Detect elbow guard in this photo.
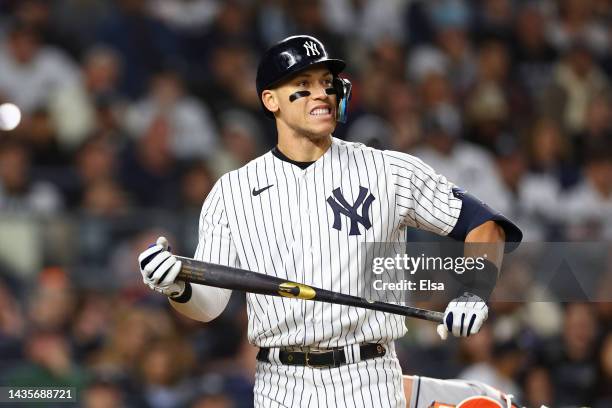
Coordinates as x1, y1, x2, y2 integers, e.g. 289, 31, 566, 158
448, 187, 523, 252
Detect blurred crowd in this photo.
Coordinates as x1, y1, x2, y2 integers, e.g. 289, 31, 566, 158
0, 0, 611, 407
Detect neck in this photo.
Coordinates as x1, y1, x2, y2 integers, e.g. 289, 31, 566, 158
276, 122, 332, 162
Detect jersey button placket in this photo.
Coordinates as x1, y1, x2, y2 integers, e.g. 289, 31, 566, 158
299, 173, 313, 275
302, 173, 316, 272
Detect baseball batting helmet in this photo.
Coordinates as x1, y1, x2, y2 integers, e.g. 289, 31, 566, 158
256, 35, 352, 123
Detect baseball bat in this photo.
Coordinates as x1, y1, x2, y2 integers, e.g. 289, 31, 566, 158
175, 256, 444, 324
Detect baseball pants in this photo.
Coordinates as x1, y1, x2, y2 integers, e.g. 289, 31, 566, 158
254, 343, 406, 407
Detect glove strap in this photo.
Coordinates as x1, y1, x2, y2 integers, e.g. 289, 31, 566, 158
170, 282, 192, 303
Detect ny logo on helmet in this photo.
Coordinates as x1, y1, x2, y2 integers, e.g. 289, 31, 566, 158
327, 186, 375, 236
303, 41, 320, 57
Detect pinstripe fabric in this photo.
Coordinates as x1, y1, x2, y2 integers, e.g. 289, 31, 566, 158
254, 344, 406, 407
192, 137, 462, 407
194, 178, 240, 269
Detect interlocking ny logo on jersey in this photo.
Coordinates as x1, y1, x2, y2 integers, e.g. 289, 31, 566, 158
303, 41, 320, 56
327, 186, 375, 236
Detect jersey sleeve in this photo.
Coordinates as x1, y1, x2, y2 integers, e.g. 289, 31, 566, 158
385, 150, 462, 236
194, 177, 240, 268
170, 177, 237, 322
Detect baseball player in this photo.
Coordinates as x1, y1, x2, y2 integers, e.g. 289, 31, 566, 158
138, 35, 522, 408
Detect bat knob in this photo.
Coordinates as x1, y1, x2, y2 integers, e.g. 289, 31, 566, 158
436, 324, 449, 340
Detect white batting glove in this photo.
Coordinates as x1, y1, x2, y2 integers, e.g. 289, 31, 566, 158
437, 292, 488, 340
138, 236, 185, 298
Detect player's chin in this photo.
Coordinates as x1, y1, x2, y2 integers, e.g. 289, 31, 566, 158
306, 116, 336, 135
307, 126, 335, 141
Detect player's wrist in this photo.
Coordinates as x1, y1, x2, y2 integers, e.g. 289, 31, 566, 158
454, 259, 498, 300
169, 281, 192, 303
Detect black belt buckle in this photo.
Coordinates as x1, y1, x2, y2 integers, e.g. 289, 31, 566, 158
305, 350, 332, 369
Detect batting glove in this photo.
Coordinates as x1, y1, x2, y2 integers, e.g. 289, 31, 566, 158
437, 292, 488, 340
138, 236, 185, 298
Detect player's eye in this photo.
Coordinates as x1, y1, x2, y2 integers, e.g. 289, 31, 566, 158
297, 80, 308, 87
323, 78, 333, 87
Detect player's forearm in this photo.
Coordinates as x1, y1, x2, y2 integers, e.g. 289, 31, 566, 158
459, 220, 506, 299
464, 220, 506, 269
169, 283, 232, 322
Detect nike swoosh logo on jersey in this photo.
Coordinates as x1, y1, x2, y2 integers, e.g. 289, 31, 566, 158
252, 184, 274, 196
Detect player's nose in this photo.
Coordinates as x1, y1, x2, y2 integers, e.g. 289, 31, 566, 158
310, 83, 329, 100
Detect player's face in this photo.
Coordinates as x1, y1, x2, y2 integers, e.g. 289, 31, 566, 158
273, 67, 337, 140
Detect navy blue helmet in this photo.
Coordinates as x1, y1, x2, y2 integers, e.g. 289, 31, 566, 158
256, 35, 352, 122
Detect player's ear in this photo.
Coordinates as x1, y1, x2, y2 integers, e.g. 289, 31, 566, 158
261, 90, 280, 114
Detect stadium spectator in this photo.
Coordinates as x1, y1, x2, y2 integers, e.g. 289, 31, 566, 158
125, 69, 219, 160
0, 276, 25, 373
464, 39, 527, 149
511, 3, 558, 101
94, 0, 180, 98
68, 136, 121, 207
22, 107, 69, 171
458, 326, 523, 399
547, 0, 610, 57
407, 0, 475, 95
180, 161, 215, 211
542, 41, 610, 134
148, 0, 220, 33
70, 292, 113, 362
0, 138, 63, 214
138, 337, 195, 408
561, 141, 612, 240
0, 21, 79, 114
197, 41, 262, 128
12, 0, 82, 59
3, 329, 89, 390
89, 306, 172, 384
383, 79, 422, 151
543, 303, 600, 406
320, 0, 406, 45
208, 109, 264, 178
49, 45, 125, 150
82, 378, 127, 408
472, 0, 515, 43
594, 332, 612, 407
411, 103, 508, 212
525, 118, 573, 184
81, 179, 129, 217
522, 366, 555, 408
118, 116, 181, 209
27, 267, 75, 332
494, 134, 560, 240
572, 92, 612, 164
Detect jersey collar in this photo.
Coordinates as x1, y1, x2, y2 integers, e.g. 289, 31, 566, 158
271, 146, 315, 169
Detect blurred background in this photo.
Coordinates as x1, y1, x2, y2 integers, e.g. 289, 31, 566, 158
0, 0, 610, 407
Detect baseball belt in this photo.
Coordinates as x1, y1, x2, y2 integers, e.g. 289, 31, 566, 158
256, 343, 386, 368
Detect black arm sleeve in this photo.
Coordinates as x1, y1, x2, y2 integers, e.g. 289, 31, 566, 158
453, 259, 499, 300
447, 187, 523, 252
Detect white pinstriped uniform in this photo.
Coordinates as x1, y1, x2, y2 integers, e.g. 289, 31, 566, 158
194, 137, 462, 407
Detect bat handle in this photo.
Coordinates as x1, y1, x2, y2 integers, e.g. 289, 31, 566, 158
403, 307, 444, 323
426, 311, 444, 323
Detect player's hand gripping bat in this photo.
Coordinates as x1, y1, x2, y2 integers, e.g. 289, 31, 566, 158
175, 256, 444, 323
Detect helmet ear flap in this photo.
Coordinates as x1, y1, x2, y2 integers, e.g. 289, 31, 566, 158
333, 77, 352, 123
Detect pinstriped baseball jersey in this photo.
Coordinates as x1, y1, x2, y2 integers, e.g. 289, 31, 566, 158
194, 137, 462, 348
